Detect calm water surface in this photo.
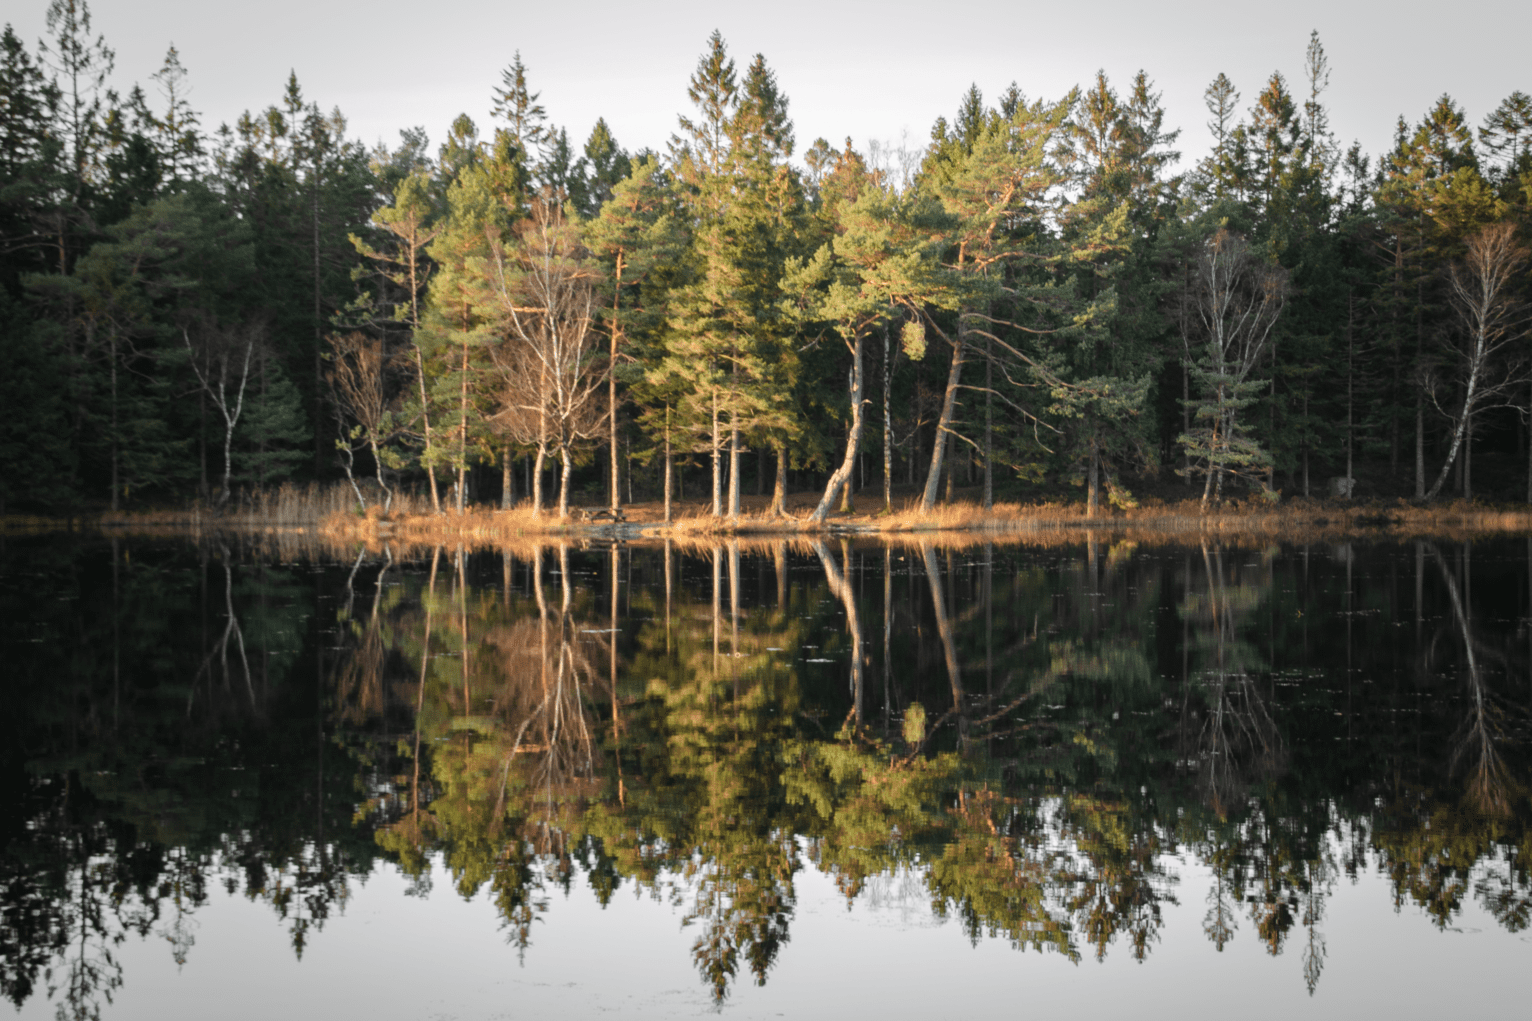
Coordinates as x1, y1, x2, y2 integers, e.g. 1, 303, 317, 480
2, 533, 1529, 1019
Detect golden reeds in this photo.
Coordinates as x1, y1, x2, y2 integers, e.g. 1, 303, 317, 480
313, 492, 1532, 551
17, 482, 1532, 553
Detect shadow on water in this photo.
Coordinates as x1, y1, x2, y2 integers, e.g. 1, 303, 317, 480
2, 532, 1530, 1014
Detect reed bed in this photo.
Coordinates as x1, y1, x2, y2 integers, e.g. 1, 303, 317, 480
25, 481, 1531, 553
84, 482, 415, 533
317, 492, 1532, 544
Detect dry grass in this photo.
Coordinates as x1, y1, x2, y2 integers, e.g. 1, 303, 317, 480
317, 490, 1532, 545
311, 490, 1532, 557
18, 478, 1531, 554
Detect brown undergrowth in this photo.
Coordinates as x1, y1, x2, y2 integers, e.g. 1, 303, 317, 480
16, 482, 1532, 551
312, 493, 1532, 557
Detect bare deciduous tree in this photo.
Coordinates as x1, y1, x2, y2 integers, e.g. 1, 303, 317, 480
326, 331, 396, 511
1180, 228, 1287, 507
1421, 222, 1529, 501
184, 323, 258, 508
487, 198, 608, 518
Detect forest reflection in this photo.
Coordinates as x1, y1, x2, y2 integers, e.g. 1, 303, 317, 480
3, 535, 1530, 1016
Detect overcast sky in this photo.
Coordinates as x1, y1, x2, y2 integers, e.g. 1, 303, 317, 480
8, 0, 1528, 173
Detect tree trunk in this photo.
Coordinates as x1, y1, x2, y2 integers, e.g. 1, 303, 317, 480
609, 327, 621, 513
983, 328, 993, 510
811, 337, 864, 523
531, 443, 546, 515
710, 391, 721, 517
883, 324, 893, 511
1424, 353, 1484, 502
1464, 413, 1473, 500
943, 431, 955, 504
500, 444, 512, 511
770, 445, 788, 517
312, 171, 324, 477
919, 324, 964, 511
558, 445, 572, 518
1086, 437, 1100, 518
1345, 302, 1353, 501
1266, 362, 1275, 493
109, 327, 119, 512
1414, 276, 1426, 499
373, 437, 394, 512
412, 343, 442, 514
663, 407, 674, 524
199, 386, 208, 499
728, 415, 741, 519
1415, 394, 1425, 499
456, 336, 468, 514
1182, 357, 1191, 486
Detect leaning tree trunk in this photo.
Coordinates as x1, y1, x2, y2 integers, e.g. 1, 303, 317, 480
372, 437, 393, 512
811, 336, 864, 523
1424, 342, 1485, 502
919, 325, 964, 512
412, 344, 442, 514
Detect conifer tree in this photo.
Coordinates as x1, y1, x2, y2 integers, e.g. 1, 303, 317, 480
148, 45, 202, 185
351, 167, 446, 510
783, 181, 956, 521
583, 155, 684, 512
422, 123, 516, 512
38, 0, 115, 272
917, 88, 1074, 511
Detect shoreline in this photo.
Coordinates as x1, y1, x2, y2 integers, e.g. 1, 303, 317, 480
15, 496, 1531, 548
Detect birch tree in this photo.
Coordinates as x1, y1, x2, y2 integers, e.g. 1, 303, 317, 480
1179, 228, 1287, 507
1422, 222, 1528, 501
488, 197, 607, 517
184, 323, 257, 507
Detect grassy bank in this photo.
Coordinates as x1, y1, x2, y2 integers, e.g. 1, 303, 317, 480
314, 492, 1532, 548
12, 480, 1532, 550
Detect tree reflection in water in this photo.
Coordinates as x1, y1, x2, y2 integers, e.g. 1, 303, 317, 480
1, 535, 1529, 1013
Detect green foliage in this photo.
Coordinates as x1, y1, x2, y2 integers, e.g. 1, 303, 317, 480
236, 357, 311, 487
5, 22, 1532, 513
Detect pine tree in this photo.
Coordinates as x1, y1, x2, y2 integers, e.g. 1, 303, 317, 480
491, 51, 547, 158
0, 26, 64, 290
583, 155, 684, 511
38, 0, 116, 273
350, 166, 446, 510
782, 180, 956, 521
148, 45, 202, 186
580, 118, 629, 214
422, 125, 516, 512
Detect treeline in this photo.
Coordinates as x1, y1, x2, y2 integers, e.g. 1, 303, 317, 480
3, 3, 1531, 517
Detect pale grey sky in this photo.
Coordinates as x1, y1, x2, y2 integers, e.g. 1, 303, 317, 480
8, 0, 1528, 173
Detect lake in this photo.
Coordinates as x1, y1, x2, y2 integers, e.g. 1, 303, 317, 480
2, 532, 1528, 1019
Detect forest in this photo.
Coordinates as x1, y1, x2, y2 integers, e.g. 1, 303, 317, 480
3, 0, 1531, 520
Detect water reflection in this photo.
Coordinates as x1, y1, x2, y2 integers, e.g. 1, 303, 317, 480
2, 535, 1529, 1015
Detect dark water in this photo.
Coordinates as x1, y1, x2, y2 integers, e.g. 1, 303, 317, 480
3, 533, 1529, 1019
